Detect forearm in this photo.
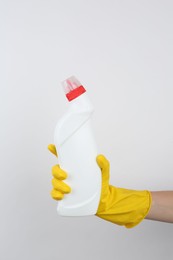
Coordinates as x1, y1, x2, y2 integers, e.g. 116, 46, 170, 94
145, 191, 173, 223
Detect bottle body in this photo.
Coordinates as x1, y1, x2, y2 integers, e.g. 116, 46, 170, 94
54, 91, 101, 216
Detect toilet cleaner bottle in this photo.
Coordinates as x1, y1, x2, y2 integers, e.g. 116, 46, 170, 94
54, 76, 101, 216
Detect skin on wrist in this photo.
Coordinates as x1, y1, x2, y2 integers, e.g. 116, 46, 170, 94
145, 191, 173, 223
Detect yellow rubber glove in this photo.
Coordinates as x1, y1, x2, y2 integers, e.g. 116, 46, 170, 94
48, 144, 71, 200
48, 144, 151, 228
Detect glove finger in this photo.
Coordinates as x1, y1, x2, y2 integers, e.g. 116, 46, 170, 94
48, 144, 58, 157
96, 154, 110, 184
50, 189, 64, 200
52, 178, 71, 194
52, 165, 67, 180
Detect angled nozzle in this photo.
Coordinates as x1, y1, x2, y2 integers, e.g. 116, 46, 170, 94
62, 76, 86, 101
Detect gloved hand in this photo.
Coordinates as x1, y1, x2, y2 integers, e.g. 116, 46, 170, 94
48, 144, 71, 200
48, 144, 151, 228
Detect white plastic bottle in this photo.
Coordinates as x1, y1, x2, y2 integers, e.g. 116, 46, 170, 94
54, 76, 101, 216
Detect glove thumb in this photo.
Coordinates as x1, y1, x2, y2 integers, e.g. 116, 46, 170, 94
96, 154, 110, 185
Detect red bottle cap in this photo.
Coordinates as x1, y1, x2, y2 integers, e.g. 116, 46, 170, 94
62, 76, 86, 101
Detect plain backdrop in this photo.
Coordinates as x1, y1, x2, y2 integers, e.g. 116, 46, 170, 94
1, 0, 173, 259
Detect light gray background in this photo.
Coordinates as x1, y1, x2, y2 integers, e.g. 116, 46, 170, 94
1, 0, 173, 259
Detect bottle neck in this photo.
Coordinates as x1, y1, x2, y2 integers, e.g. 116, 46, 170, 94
68, 92, 94, 115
